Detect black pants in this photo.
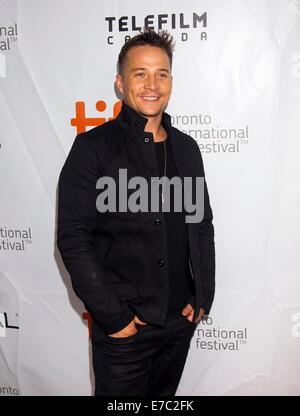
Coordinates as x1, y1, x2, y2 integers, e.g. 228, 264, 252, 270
91, 313, 197, 396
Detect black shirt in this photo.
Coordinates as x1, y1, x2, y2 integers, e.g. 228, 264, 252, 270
154, 136, 195, 317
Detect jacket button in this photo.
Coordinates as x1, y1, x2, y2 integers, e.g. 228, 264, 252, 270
157, 259, 165, 267
144, 137, 150, 143
134, 121, 140, 126
154, 219, 161, 226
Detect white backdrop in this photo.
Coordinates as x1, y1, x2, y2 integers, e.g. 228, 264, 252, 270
0, 0, 300, 396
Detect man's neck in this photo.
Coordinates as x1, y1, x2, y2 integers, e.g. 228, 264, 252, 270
144, 115, 167, 142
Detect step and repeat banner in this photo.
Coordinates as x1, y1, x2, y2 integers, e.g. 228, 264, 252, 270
0, 0, 300, 396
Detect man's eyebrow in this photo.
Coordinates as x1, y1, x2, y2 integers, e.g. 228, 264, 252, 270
130, 67, 170, 73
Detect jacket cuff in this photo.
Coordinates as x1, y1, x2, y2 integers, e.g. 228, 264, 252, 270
98, 306, 136, 335
190, 293, 214, 318
199, 293, 214, 315
187, 292, 196, 309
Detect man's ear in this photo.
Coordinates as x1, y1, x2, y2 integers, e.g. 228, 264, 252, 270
115, 74, 124, 95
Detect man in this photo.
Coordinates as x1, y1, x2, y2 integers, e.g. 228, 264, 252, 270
57, 28, 215, 396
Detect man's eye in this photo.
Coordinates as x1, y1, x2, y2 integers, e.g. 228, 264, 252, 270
135, 73, 144, 77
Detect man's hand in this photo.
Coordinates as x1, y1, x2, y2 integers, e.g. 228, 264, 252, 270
181, 304, 206, 324
108, 315, 148, 338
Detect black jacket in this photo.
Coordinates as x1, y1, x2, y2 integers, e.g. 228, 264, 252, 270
57, 101, 215, 335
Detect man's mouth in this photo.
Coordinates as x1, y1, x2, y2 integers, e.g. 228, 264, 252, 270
140, 96, 160, 101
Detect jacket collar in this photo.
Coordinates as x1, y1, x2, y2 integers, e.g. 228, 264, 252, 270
116, 100, 172, 134
116, 100, 187, 179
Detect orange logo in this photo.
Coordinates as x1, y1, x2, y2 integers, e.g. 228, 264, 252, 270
71, 100, 122, 134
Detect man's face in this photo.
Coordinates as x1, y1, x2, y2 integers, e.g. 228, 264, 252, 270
115, 45, 173, 119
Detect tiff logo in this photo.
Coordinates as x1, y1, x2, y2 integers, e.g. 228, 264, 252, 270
71, 100, 122, 134
0, 52, 6, 78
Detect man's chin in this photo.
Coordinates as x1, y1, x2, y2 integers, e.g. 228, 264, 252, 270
138, 108, 164, 118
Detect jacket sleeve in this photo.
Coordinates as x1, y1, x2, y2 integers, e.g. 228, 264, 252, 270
56, 133, 135, 335
192, 140, 216, 315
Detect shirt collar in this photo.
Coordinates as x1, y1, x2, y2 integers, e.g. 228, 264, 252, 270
116, 100, 172, 133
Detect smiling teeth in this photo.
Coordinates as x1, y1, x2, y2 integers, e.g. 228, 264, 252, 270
142, 96, 159, 100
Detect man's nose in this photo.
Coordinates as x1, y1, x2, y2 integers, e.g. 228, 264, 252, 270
145, 74, 159, 90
